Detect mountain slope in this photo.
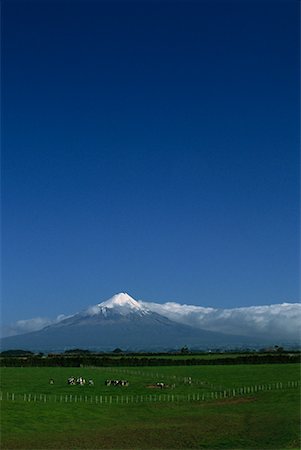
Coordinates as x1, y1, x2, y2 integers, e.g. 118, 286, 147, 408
0, 293, 258, 351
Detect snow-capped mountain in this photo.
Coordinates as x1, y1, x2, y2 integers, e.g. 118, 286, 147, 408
1, 293, 299, 351
0, 293, 259, 352
44, 293, 151, 329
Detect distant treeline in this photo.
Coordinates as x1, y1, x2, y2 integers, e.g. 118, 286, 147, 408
0, 353, 300, 367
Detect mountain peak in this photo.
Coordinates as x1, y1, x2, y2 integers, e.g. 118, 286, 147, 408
100, 292, 138, 308
87, 292, 150, 316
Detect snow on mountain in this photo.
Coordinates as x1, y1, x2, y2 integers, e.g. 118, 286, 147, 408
83, 293, 149, 317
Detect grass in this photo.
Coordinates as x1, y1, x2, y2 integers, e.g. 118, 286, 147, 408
1, 363, 299, 394
0, 364, 300, 449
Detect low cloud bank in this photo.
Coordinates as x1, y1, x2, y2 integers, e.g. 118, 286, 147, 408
1, 315, 71, 338
141, 301, 301, 341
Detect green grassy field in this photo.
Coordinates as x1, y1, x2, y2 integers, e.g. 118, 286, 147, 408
1, 364, 300, 449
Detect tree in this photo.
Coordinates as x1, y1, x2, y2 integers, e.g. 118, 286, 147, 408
180, 345, 190, 354
113, 348, 123, 354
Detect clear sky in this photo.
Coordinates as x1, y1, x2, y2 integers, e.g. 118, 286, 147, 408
2, 0, 300, 324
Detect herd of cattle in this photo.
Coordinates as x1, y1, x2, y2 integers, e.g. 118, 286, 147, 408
64, 377, 129, 387
67, 376, 94, 386
49, 377, 172, 389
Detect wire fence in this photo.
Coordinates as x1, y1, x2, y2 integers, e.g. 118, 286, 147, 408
1, 380, 299, 405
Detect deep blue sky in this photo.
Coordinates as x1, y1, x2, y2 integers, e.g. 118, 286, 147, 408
2, 0, 300, 323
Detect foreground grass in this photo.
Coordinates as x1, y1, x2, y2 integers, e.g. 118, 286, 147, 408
1, 364, 300, 449
1, 391, 299, 449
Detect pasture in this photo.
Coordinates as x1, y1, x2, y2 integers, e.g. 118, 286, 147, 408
1, 363, 300, 449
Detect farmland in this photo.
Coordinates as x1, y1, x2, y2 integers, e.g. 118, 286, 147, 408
0, 362, 300, 449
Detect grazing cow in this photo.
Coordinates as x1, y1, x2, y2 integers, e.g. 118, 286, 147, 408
68, 376, 87, 385
105, 379, 129, 387
49, 379, 54, 385
77, 377, 86, 385
88, 379, 94, 386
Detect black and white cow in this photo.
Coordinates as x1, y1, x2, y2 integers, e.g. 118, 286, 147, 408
105, 379, 129, 387
67, 376, 87, 385
76, 377, 86, 385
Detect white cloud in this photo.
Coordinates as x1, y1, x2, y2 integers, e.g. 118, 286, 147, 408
140, 300, 301, 341
1, 314, 72, 338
